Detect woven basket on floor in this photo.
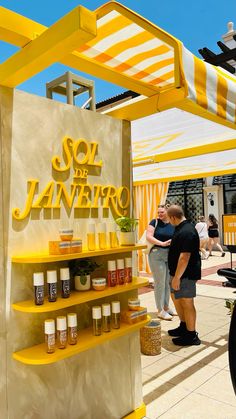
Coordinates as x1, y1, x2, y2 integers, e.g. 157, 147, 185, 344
140, 320, 161, 356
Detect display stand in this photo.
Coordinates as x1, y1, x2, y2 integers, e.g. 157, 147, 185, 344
0, 88, 147, 418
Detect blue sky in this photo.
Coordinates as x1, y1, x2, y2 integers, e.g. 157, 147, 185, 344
0, 0, 235, 102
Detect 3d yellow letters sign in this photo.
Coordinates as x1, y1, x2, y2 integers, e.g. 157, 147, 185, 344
12, 137, 130, 220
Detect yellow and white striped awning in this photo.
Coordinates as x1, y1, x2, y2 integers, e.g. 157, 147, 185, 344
77, 6, 177, 91
182, 46, 236, 126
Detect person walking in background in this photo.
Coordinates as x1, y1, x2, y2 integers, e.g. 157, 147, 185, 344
195, 215, 209, 259
167, 205, 201, 346
147, 205, 175, 320
207, 214, 225, 257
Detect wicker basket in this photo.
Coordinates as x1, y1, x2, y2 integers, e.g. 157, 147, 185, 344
140, 320, 161, 355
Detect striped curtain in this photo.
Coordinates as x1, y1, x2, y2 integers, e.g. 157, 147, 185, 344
134, 182, 169, 273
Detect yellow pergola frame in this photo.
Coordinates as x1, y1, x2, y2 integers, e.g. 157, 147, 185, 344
133, 137, 236, 165
0, 1, 235, 168
0, 5, 97, 87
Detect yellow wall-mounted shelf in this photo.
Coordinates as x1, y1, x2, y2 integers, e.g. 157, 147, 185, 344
11, 244, 146, 263
12, 277, 148, 313
13, 316, 150, 365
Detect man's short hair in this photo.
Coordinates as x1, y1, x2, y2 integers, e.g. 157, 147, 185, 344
167, 204, 184, 219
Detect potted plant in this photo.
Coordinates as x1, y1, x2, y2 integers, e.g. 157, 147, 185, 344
69, 258, 100, 291
115, 216, 139, 246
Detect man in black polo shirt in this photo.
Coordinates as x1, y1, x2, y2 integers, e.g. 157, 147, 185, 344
167, 205, 201, 346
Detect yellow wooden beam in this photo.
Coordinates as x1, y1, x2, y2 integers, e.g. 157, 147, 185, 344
102, 87, 186, 120
133, 167, 236, 185
101, 95, 160, 120
133, 137, 236, 165
0, 6, 46, 47
0, 6, 97, 87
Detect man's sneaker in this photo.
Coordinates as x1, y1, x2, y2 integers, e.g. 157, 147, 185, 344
172, 332, 201, 346
157, 310, 173, 320
168, 322, 186, 337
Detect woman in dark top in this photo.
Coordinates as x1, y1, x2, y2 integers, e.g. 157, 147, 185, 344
208, 214, 225, 257
146, 205, 175, 320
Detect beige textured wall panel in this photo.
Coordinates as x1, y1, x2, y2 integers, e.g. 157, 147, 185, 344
0, 86, 13, 419
0, 89, 142, 419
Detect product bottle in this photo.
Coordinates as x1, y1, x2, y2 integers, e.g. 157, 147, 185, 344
124, 258, 132, 283
87, 223, 96, 251
111, 301, 121, 329
92, 306, 102, 336
44, 319, 56, 353
107, 260, 117, 287
108, 222, 119, 248
47, 270, 57, 302
60, 267, 70, 298
98, 223, 107, 250
56, 316, 67, 349
33, 272, 44, 305
67, 313, 78, 345
102, 303, 111, 332
117, 259, 125, 285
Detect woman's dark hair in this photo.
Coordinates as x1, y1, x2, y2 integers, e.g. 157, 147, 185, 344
209, 213, 218, 226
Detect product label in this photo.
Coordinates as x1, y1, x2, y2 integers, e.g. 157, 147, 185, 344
117, 268, 125, 285
59, 330, 67, 343
35, 285, 44, 304
49, 283, 57, 299
70, 327, 78, 339
62, 280, 70, 297
124, 267, 132, 283
108, 270, 117, 287
48, 334, 55, 347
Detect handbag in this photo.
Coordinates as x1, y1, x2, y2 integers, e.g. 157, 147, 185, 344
138, 219, 158, 255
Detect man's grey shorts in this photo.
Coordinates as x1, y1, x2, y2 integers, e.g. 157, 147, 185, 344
170, 277, 197, 299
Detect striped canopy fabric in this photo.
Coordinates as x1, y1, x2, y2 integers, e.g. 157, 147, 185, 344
134, 182, 169, 272
182, 46, 236, 126
78, 6, 177, 90
131, 108, 236, 165
89, 2, 236, 129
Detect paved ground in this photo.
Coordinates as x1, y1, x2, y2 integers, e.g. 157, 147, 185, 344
139, 251, 236, 419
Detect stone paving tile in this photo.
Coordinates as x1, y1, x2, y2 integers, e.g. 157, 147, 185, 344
158, 392, 236, 419
144, 380, 191, 419
195, 369, 236, 407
